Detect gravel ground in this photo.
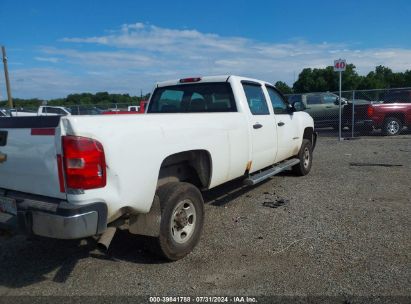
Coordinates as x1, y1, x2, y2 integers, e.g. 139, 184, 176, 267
0, 131, 410, 302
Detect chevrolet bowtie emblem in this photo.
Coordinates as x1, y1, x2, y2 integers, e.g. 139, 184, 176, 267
0, 152, 7, 164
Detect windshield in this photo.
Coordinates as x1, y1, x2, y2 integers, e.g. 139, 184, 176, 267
147, 83, 237, 113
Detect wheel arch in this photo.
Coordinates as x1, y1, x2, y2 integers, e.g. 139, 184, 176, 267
384, 112, 405, 124
157, 150, 213, 190
302, 127, 317, 150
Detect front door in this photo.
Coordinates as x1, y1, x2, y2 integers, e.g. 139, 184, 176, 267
321, 93, 340, 127
266, 86, 300, 162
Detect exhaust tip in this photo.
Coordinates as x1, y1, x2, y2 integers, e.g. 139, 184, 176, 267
97, 227, 117, 251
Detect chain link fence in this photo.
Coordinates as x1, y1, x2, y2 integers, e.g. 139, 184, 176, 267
3, 102, 142, 117
66, 103, 141, 115
286, 87, 411, 137
3, 88, 411, 137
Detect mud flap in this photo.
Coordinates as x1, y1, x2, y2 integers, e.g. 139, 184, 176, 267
312, 132, 318, 150
128, 196, 161, 237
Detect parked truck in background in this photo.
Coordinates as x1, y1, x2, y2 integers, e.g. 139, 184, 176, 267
343, 89, 411, 135
287, 92, 347, 129
103, 101, 147, 115
0, 75, 316, 260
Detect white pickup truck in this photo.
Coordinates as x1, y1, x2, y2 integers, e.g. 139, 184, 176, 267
9, 106, 71, 117
0, 76, 316, 260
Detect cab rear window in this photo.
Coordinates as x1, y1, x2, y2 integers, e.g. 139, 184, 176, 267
147, 83, 237, 113
383, 91, 411, 103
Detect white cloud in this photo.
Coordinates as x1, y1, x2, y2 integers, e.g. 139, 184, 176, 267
1, 67, 159, 99
34, 57, 60, 63
41, 47, 156, 68
6, 23, 411, 99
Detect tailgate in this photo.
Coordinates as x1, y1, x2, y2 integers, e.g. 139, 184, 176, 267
0, 116, 66, 199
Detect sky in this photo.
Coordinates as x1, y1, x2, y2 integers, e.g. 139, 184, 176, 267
0, 0, 410, 99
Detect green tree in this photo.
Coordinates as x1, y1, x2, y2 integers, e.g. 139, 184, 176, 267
293, 64, 361, 93
274, 81, 293, 94
357, 65, 411, 89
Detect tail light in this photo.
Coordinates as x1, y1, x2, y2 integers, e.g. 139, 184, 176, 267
367, 105, 374, 117
62, 136, 106, 190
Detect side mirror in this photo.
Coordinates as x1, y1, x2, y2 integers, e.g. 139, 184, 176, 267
335, 97, 348, 105
286, 104, 296, 114
293, 101, 305, 111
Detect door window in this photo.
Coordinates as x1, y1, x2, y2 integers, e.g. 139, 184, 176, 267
266, 86, 288, 114
306, 94, 322, 105
42, 107, 68, 115
242, 83, 270, 115
323, 94, 337, 104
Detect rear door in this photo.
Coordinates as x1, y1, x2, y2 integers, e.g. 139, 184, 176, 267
242, 81, 277, 172
0, 116, 65, 199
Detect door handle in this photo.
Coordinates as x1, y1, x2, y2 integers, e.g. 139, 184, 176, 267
253, 123, 263, 129
277, 122, 285, 126
326, 106, 332, 108
305, 107, 311, 109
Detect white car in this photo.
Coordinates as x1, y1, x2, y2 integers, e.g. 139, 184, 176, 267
0, 75, 316, 260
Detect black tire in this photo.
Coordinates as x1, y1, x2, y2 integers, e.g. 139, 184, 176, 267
292, 139, 313, 176
382, 117, 403, 136
155, 182, 204, 261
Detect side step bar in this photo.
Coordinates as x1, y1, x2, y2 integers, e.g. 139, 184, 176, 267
243, 158, 300, 186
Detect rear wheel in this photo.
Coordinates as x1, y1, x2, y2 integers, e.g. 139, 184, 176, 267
292, 139, 313, 176
382, 117, 403, 136
155, 182, 204, 261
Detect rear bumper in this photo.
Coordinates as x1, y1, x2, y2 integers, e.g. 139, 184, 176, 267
0, 191, 107, 239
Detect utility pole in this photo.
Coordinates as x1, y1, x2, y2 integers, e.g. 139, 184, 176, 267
2, 46, 13, 108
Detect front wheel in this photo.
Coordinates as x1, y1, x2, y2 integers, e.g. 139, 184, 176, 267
292, 139, 313, 176
155, 182, 204, 261
382, 117, 403, 136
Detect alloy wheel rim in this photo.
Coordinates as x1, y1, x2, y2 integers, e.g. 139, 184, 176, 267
387, 121, 399, 134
